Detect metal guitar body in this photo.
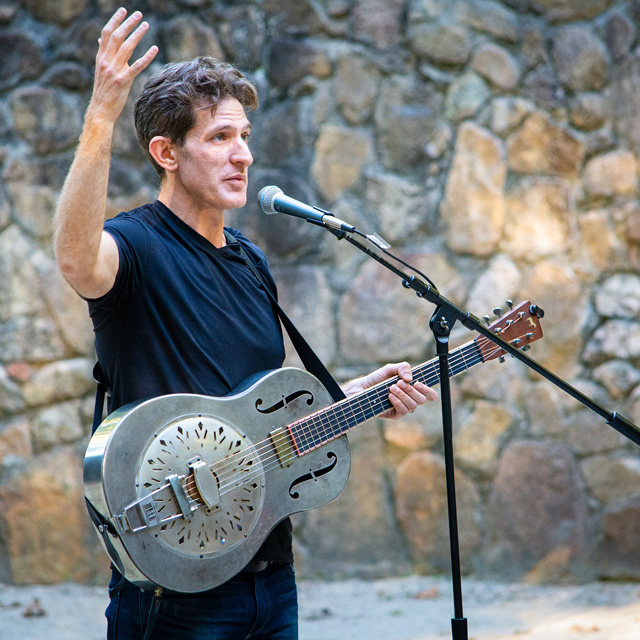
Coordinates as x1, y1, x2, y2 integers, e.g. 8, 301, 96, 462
84, 368, 350, 593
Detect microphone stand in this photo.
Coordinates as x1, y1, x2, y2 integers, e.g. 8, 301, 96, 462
315, 222, 640, 640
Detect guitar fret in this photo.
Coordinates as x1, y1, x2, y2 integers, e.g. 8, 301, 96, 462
291, 340, 489, 456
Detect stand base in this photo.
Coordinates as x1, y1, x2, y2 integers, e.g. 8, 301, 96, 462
452, 617, 468, 640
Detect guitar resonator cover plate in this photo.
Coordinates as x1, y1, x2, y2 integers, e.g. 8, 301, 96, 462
137, 415, 264, 557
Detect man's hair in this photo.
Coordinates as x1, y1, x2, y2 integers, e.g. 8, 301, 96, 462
134, 57, 259, 177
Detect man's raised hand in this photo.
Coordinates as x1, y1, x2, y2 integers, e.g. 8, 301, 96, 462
89, 8, 158, 124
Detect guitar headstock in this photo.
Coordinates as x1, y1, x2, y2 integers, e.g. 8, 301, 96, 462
475, 300, 544, 362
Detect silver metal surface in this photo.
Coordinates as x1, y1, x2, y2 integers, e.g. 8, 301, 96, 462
84, 368, 351, 593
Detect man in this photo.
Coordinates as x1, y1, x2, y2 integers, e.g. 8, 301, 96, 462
54, 8, 436, 640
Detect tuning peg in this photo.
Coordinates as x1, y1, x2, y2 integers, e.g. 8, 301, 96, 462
522, 344, 531, 352
506, 299, 513, 309
529, 304, 545, 319
493, 307, 502, 317
483, 315, 491, 325
512, 338, 521, 345
498, 355, 506, 363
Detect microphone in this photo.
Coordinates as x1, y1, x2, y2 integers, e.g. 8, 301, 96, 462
257, 186, 356, 232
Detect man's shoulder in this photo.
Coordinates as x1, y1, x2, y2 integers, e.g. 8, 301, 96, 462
105, 202, 158, 231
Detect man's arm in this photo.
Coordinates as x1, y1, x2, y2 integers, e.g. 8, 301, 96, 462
342, 362, 438, 419
54, 9, 157, 299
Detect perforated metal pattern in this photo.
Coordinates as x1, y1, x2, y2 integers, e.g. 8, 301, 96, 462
136, 415, 264, 557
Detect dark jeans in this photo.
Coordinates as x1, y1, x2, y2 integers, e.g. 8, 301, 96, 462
106, 564, 298, 640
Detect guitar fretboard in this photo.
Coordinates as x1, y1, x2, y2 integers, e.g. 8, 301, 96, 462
288, 340, 485, 455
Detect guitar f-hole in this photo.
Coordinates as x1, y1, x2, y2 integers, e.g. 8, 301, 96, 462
288, 452, 338, 499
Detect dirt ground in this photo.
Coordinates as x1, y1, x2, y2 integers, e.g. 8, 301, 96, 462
1, 575, 639, 639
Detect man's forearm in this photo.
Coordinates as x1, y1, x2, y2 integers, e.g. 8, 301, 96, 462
54, 116, 114, 284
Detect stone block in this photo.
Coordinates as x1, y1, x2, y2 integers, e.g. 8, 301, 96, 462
0, 448, 99, 584
0, 32, 43, 89
338, 251, 464, 364
506, 112, 584, 178
584, 151, 638, 198
218, 5, 265, 69
581, 454, 640, 505
335, 53, 381, 125
455, 0, 519, 43
267, 39, 331, 91
163, 15, 224, 63
269, 265, 337, 369
582, 320, 640, 366
264, 0, 323, 36
351, 0, 404, 49
592, 360, 640, 400
566, 409, 629, 457
501, 178, 573, 260
311, 124, 372, 202
609, 57, 640, 154
31, 401, 85, 453
0, 417, 32, 465
569, 93, 608, 131
523, 382, 565, 437
374, 75, 443, 171
596, 496, 640, 579
522, 65, 565, 111
523, 262, 588, 377
3, 156, 72, 240
394, 450, 482, 572
22, 0, 87, 26
465, 254, 522, 317
593, 271, 640, 321
552, 25, 609, 92
10, 87, 83, 155
490, 97, 535, 136
471, 43, 521, 91
0, 369, 25, 419
486, 439, 589, 579
408, 21, 474, 65
444, 73, 491, 122
297, 422, 411, 577
577, 210, 624, 275
442, 122, 506, 256
22, 359, 94, 408
455, 400, 512, 475
531, 0, 613, 23
600, 11, 636, 62
365, 172, 431, 243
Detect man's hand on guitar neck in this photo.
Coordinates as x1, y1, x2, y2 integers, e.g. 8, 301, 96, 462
342, 362, 438, 420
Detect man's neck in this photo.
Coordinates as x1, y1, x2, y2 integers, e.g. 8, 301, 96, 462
157, 190, 226, 248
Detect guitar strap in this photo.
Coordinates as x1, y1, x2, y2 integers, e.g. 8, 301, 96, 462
224, 229, 346, 403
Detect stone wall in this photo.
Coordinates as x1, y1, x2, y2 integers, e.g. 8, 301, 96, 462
0, 0, 639, 585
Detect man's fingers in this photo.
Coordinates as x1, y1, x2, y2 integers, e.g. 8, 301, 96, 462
117, 20, 153, 67
130, 45, 159, 75
98, 7, 128, 58
103, 10, 144, 59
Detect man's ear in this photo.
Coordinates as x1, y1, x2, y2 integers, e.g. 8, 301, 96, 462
149, 136, 179, 174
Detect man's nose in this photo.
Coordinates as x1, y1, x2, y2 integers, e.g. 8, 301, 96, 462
231, 137, 253, 167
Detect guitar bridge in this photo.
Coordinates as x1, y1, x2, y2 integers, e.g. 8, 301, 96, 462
269, 427, 296, 468
187, 456, 221, 510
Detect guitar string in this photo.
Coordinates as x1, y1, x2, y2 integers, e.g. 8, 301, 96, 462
186, 338, 482, 498
152, 339, 489, 525
208, 335, 494, 490
184, 333, 513, 503
212, 341, 487, 496
177, 331, 520, 508
147, 332, 526, 529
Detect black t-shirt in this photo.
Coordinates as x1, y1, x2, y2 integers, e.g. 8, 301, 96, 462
88, 200, 292, 564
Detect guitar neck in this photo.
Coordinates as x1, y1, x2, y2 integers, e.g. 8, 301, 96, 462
288, 339, 487, 456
